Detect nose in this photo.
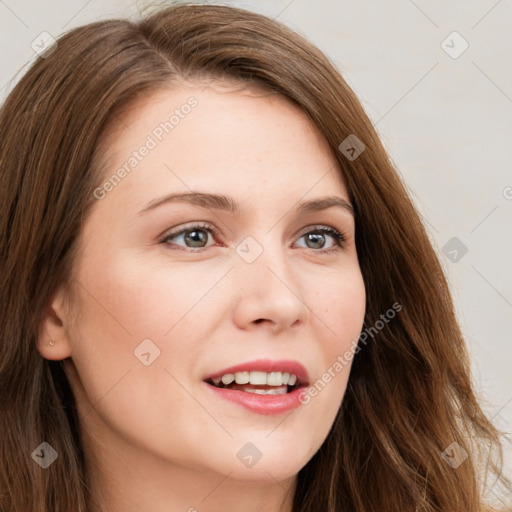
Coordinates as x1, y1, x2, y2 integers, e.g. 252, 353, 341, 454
231, 238, 309, 333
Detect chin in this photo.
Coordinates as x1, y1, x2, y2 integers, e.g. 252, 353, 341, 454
229, 464, 301, 484
223, 449, 311, 483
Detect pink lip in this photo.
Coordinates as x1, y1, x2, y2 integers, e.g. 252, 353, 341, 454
203, 383, 307, 415
203, 358, 310, 386
202, 358, 310, 416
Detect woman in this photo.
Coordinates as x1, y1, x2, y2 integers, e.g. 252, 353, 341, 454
0, 3, 510, 511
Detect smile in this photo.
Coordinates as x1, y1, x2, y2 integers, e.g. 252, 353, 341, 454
202, 360, 310, 415
207, 371, 300, 395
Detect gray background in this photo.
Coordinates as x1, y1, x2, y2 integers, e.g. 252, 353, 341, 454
1, 0, 511, 485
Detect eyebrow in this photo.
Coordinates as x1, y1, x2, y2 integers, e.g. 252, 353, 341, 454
138, 192, 354, 217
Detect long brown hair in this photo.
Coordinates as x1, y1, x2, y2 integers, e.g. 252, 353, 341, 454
0, 3, 510, 511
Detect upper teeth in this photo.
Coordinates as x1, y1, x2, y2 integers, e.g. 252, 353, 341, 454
214, 371, 298, 387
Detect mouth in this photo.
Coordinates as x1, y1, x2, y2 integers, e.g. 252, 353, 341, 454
202, 360, 310, 415
204, 371, 303, 395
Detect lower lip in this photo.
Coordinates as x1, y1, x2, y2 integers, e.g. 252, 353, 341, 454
203, 382, 306, 415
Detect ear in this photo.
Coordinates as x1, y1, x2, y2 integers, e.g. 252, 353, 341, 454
36, 286, 73, 361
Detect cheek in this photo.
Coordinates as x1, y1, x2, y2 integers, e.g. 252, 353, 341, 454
304, 267, 366, 404
67, 250, 229, 401
67, 252, 222, 458
72, 247, 228, 339
314, 266, 366, 346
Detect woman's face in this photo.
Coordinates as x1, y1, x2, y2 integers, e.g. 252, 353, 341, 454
48, 83, 366, 482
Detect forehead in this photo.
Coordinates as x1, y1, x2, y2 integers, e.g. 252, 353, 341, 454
92, 82, 348, 213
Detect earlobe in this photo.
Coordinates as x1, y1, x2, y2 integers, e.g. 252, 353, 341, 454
36, 288, 73, 361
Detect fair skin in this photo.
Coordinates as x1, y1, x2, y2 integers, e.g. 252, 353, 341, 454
38, 82, 366, 512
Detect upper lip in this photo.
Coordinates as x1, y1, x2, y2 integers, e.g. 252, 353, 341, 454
203, 359, 310, 386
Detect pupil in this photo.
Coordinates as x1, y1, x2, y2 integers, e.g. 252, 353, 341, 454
307, 233, 325, 249
185, 229, 207, 247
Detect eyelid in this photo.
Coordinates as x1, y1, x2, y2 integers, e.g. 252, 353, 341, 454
159, 221, 220, 245
296, 224, 346, 241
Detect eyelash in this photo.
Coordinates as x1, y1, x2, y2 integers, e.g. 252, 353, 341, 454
159, 222, 346, 254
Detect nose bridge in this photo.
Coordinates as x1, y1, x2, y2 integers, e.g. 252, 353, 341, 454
231, 230, 307, 329
237, 230, 293, 288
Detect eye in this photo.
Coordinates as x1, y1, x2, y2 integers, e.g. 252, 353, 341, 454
160, 222, 219, 251
294, 226, 346, 253
160, 223, 346, 254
